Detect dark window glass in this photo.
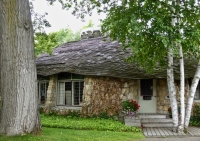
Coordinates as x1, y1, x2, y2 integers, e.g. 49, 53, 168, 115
37, 75, 49, 80
38, 82, 49, 104
58, 72, 71, 80
72, 73, 84, 79
141, 79, 153, 96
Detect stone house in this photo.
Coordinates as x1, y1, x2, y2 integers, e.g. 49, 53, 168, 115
36, 30, 200, 116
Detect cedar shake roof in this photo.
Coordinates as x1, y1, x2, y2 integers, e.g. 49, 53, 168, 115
36, 37, 197, 79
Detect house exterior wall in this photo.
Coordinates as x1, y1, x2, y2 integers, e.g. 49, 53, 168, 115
81, 76, 139, 116
42, 75, 200, 116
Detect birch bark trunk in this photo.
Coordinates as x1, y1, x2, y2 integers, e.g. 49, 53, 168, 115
178, 43, 185, 133
167, 47, 179, 132
0, 0, 41, 136
177, 0, 185, 132
184, 60, 200, 131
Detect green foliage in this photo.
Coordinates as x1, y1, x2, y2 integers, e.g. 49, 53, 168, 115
0, 127, 145, 141
122, 100, 140, 112
34, 20, 94, 56
34, 28, 80, 56
34, 32, 58, 56
55, 0, 200, 72
189, 103, 200, 126
55, 28, 80, 45
40, 114, 142, 132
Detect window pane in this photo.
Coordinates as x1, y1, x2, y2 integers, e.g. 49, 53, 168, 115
73, 81, 84, 105
37, 75, 49, 80
58, 72, 71, 80
73, 82, 80, 105
72, 73, 84, 79
57, 82, 65, 105
38, 82, 49, 105
141, 79, 153, 96
80, 82, 84, 102
65, 82, 72, 105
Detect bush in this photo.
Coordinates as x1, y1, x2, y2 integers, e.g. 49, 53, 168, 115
189, 103, 200, 126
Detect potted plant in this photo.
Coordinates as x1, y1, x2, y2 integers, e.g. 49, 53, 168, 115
122, 99, 140, 116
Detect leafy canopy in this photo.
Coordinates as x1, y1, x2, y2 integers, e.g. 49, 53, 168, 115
50, 0, 200, 72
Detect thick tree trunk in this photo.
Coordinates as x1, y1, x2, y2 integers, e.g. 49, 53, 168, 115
178, 43, 185, 133
184, 60, 200, 131
0, 0, 41, 136
167, 47, 178, 132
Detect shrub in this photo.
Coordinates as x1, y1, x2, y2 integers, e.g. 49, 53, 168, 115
122, 99, 140, 113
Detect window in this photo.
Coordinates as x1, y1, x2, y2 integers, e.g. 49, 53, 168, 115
57, 73, 84, 106
37, 75, 49, 105
38, 82, 49, 105
141, 79, 153, 96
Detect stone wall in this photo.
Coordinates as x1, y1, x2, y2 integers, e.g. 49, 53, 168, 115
81, 76, 139, 116
157, 79, 170, 114
156, 79, 190, 114
44, 75, 57, 112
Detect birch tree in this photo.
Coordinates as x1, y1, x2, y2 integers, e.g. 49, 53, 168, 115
0, 0, 41, 135
52, 0, 200, 132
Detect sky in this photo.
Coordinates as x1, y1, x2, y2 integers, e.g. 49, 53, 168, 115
32, 0, 106, 33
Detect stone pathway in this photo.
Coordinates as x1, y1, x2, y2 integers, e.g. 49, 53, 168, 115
143, 127, 200, 137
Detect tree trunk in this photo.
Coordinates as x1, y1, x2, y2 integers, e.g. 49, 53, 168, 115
178, 43, 185, 133
167, 47, 179, 132
176, 0, 185, 132
0, 0, 41, 136
184, 60, 200, 132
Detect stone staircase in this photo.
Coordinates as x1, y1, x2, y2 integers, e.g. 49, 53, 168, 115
125, 113, 174, 128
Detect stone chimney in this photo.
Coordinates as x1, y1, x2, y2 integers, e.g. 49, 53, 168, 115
81, 27, 101, 40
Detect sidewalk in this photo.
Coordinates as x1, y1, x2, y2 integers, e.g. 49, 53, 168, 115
142, 126, 200, 137
141, 137, 200, 141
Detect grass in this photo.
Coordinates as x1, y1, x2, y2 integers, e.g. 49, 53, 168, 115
0, 127, 145, 141
41, 114, 141, 132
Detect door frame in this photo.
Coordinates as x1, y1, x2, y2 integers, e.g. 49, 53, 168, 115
138, 79, 157, 113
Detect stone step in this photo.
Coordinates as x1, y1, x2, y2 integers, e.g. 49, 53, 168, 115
142, 122, 173, 128
141, 118, 173, 123
139, 114, 168, 119
125, 122, 141, 127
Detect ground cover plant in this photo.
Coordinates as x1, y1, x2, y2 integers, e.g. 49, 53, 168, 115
189, 103, 200, 126
40, 114, 141, 132
0, 127, 145, 141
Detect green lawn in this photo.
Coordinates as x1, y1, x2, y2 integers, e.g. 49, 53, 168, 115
0, 127, 145, 141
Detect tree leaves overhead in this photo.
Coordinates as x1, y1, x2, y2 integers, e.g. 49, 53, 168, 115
52, 0, 200, 72
30, 0, 51, 32
34, 20, 94, 56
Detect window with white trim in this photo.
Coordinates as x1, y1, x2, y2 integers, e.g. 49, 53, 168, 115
57, 73, 84, 106
37, 75, 49, 105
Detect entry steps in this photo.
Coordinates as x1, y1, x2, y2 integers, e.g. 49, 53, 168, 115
125, 113, 174, 128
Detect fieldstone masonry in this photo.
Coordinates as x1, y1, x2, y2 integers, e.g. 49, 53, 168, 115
156, 79, 170, 114
43, 75, 200, 116
156, 79, 190, 114
44, 75, 57, 113
81, 76, 139, 116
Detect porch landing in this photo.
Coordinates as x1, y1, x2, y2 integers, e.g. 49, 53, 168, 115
143, 127, 200, 137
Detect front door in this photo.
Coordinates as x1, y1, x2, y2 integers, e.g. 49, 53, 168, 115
138, 79, 157, 113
